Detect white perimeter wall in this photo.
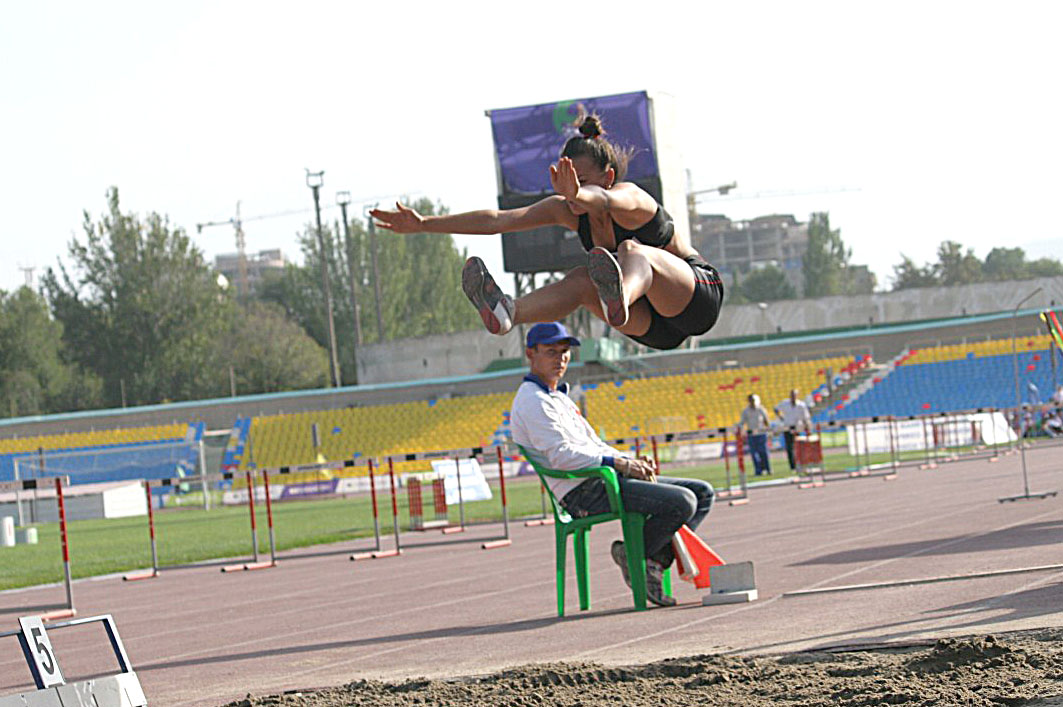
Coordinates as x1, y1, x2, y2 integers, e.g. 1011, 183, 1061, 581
708, 276, 1063, 340
354, 276, 1062, 384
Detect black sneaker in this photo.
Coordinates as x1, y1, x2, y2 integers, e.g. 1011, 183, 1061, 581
461, 257, 514, 335
646, 559, 677, 607
587, 247, 628, 328
611, 540, 631, 588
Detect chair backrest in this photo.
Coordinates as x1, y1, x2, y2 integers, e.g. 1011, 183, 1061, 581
517, 445, 574, 523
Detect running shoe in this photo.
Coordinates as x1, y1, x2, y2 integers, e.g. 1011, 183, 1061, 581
462, 256, 514, 335
587, 247, 628, 327
611, 540, 632, 588
646, 559, 677, 607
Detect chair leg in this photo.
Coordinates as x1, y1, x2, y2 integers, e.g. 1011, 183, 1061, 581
555, 530, 568, 617
574, 529, 590, 610
621, 515, 648, 611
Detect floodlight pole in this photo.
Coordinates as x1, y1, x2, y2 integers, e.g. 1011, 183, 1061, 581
1000, 286, 1057, 503
307, 170, 342, 388
366, 205, 386, 342
336, 192, 364, 349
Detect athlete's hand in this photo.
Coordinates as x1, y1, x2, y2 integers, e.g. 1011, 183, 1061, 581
549, 157, 581, 202
370, 203, 424, 234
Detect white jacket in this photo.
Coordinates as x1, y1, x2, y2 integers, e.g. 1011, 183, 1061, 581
510, 376, 623, 500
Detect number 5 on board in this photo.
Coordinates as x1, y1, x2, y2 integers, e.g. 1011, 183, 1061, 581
18, 616, 65, 689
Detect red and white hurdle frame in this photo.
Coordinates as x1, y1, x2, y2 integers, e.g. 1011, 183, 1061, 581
0, 477, 76, 620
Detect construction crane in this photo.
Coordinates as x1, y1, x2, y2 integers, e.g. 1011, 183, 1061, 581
197, 202, 248, 296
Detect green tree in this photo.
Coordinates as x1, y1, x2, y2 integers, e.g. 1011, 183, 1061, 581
934, 240, 982, 285
262, 198, 479, 383
801, 212, 851, 297
0, 287, 101, 417
1027, 257, 1063, 278
220, 301, 329, 394
891, 255, 938, 290
739, 265, 798, 302
983, 247, 1027, 281
42, 188, 230, 407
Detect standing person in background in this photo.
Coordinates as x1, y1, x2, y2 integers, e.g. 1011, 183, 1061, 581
774, 389, 812, 472
739, 394, 772, 477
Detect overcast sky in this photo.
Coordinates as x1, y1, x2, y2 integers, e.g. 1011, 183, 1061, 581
3, 1, 1060, 297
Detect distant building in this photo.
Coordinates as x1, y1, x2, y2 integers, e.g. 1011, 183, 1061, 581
693, 214, 809, 294
214, 249, 288, 297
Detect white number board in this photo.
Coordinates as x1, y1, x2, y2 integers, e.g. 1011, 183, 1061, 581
18, 616, 65, 688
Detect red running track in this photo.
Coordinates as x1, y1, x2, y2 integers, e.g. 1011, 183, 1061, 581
1, 445, 1061, 705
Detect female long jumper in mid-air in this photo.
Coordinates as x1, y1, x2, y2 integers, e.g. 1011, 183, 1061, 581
370, 115, 725, 351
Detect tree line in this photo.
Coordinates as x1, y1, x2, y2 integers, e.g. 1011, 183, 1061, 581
0, 188, 477, 418
727, 212, 1062, 304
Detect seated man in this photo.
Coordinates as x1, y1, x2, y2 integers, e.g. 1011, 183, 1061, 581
510, 321, 714, 607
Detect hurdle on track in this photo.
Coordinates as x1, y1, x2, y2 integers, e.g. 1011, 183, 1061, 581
0, 478, 78, 620
352, 457, 402, 560
481, 446, 512, 550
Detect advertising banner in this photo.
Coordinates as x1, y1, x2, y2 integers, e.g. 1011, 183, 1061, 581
489, 91, 657, 196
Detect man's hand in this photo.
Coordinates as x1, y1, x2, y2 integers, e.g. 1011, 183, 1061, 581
617, 456, 656, 481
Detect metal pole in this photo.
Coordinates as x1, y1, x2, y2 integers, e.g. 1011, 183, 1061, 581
387, 457, 401, 552
246, 471, 259, 562
453, 457, 466, 530
367, 208, 385, 342
921, 416, 933, 469
497, 447, 509, 541
307, 169, 341, 387
55, 478, 74, 613
990, 406, 1000, 460
144, 481, 158, 577
887, 416, 899, 474
539, 480, 548, 519
261, 471, 277, 567
13, 459, 24, 527
367, 458, 381, 552
198, 439, 209, 511
722, 429, 733, 493
862, 420, 871, 471
338, 196, 364, 348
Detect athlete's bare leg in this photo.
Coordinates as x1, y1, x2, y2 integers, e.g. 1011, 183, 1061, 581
587, 241, 696, 329
512, 265, 653, 336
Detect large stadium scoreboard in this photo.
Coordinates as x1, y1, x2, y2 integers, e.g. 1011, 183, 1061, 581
486, 91, 690, 274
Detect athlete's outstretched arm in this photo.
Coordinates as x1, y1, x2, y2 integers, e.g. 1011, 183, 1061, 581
371, 196, 573, 235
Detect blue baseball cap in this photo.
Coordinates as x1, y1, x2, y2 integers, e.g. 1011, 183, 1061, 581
526, 322, 581, 349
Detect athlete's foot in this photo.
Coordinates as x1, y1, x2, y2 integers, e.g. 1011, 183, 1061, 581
462, 256, 514, 335
587, 247, 629, 327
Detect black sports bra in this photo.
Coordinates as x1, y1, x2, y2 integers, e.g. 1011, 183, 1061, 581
577, 206, 675, 252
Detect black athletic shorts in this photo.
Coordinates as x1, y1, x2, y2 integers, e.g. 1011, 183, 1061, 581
628, 255, 724, 351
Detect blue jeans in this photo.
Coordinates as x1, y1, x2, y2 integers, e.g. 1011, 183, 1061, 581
560, 475, 715, 567
747, 433, 771, 476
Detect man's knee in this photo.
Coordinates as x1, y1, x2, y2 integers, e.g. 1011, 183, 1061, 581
674, 487, 698, 522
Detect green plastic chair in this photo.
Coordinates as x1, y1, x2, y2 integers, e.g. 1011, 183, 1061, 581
518, 445, 670, 616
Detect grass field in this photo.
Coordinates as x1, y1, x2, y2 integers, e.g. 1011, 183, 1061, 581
0, 440, 1012, 591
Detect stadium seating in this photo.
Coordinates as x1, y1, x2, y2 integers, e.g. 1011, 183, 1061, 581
241, 392, 514, 479
581, 355, 860, 442
823, 335, 1059, 421
0, 423, 200, 483
236, 355, 864, 476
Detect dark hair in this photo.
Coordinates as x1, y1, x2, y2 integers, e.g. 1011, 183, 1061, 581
560, 114, 632, 181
